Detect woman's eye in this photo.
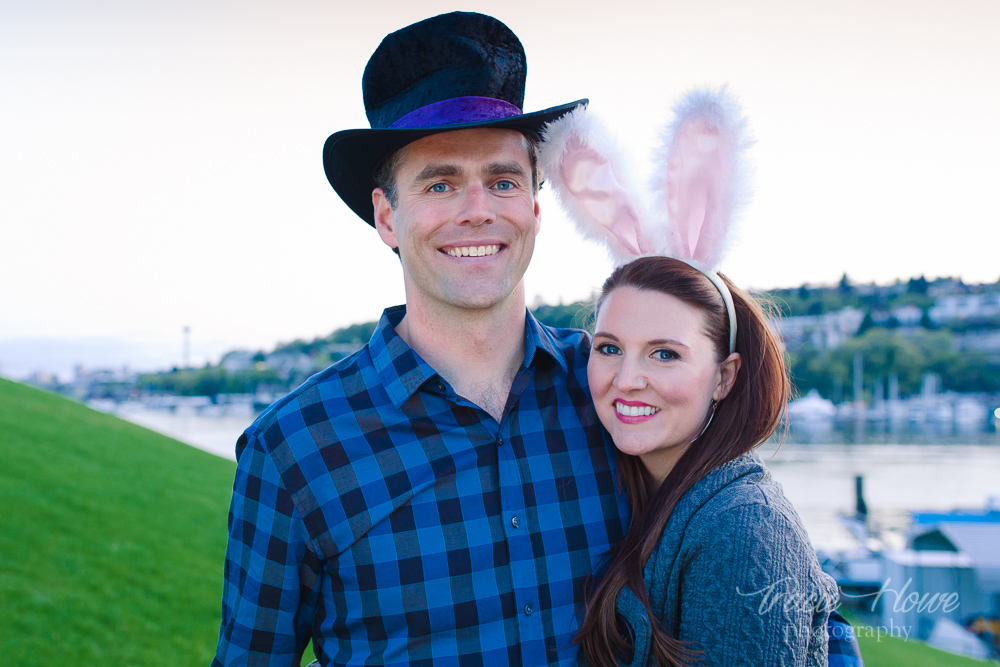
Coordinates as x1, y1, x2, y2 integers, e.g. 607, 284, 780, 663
430, 183, 449, 193
652, 348, 677, 361
596, 343, 621, 356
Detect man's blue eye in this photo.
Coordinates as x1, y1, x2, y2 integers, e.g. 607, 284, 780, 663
494, 180, 513, 190
430, 183, 448, 193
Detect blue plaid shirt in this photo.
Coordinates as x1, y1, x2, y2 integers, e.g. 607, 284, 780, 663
214, 306, 629, 666
827, 612, 865, 667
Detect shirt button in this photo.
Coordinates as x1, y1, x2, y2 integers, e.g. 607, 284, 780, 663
511, 515, 520, 529
435, 381, 445, 392
524, 603, 534, 616
497, 436, 504, 446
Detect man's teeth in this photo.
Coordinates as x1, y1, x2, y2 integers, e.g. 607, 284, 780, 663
446, 244, 500, 257
615, 402, 660, 417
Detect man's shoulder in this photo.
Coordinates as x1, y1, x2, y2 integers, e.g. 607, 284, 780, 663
234, 342, 405, 559
245, 344, 378, 450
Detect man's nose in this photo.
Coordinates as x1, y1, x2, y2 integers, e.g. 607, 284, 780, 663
457, 185, 495, 226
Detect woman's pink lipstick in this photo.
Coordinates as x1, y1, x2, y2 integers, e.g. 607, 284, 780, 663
613, 399, 660, 424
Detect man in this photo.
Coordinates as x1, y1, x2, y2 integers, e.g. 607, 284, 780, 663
213, 12, 627, 666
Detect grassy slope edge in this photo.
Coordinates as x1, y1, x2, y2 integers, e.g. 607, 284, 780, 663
0, 378, 236, 665
852, 620, 990, 666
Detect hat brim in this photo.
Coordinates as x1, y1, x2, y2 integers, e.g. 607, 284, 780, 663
323, 99, 587, 227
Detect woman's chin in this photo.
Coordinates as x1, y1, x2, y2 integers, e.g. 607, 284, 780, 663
607, 430, 695, 464
610, 435, 667, 458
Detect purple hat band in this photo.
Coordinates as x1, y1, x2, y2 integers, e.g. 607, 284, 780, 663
389, 96, 523, 129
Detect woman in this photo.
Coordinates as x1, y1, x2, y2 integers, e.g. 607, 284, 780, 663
578, 255, 838, 666
537, 88, 861, 666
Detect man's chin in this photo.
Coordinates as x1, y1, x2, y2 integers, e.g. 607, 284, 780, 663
442, 283, 524, 312
448, 293, 515, 312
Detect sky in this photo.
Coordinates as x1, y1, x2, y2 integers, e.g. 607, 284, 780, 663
2, 0, 998, 377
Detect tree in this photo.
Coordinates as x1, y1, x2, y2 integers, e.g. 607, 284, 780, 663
788, 327, 991, 398
907, 275, 929, 295
857, 310, 876, 336
532, 301, 592, 329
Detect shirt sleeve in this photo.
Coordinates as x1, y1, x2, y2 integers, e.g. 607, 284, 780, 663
826, 612, 865, 667
213, 429, 323, 667
676, 502, 837, 667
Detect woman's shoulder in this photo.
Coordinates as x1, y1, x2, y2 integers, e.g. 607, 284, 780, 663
706, 454, 795, 512
667, 452, 814, 562
643, 451, 830, 595
673, 453, 789, 522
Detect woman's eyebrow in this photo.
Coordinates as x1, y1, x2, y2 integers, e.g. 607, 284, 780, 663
593, 332, 690, 349
648, 338, 689, 349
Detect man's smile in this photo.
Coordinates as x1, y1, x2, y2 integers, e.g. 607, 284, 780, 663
441, 243, 505, 258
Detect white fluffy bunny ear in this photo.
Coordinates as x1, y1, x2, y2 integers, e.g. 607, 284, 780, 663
651, 86, 753, 270
539, 106, 650, 267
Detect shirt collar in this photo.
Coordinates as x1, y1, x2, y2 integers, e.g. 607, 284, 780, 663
369, 306, 570, 409
369, 306, 437, 408
524, 308, 570, 375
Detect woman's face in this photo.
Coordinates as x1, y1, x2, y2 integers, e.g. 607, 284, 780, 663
588, 286, 739, 483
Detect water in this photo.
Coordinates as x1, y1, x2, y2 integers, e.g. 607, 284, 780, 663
112, 402, 252, 461
761, 441, 1000, 550
104, 403, 1000, 551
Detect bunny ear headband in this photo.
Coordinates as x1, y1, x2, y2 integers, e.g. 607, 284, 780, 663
538, 86, 753, 354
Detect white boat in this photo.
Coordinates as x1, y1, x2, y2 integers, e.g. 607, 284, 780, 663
787, 389, 836, 421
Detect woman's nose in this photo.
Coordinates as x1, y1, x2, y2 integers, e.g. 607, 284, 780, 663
614, 356, 647, 391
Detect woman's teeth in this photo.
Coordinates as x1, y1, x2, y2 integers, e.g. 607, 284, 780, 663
446, 244, 500, 257
615, 402, 659, 417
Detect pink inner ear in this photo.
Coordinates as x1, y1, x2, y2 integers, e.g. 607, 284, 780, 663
666, 118, 731, 264
560, 137, 642, 256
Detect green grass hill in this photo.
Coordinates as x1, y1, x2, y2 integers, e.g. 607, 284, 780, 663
0, 378, 235, 664
854, 630, 990, 666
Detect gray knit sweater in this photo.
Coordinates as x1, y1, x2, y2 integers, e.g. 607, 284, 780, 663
613, 452, 838, 666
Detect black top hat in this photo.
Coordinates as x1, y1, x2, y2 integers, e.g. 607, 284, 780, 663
323, 11, 586, 227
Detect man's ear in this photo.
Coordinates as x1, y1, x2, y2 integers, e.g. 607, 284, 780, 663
533, 195, 541, 235
715, 352, 742, 401
372, 188, 399, 250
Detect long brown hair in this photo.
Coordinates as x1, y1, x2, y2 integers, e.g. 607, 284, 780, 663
579, 256, 789, 667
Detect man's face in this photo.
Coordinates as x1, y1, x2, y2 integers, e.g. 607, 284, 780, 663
373, 128, 541, 313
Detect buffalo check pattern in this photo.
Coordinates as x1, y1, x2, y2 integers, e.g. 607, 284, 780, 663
213, 306, 629, 666
827, 612, 866, 667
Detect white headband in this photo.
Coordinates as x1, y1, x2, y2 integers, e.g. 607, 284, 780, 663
673, 257, 737, 355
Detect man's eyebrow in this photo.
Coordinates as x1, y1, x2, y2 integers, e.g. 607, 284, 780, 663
413, 164, 462, 182
485, 161, 528, 178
